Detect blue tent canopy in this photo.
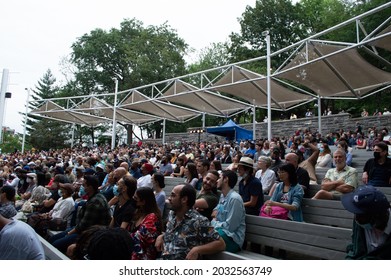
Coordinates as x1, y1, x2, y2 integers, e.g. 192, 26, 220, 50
206, 119, 253, 141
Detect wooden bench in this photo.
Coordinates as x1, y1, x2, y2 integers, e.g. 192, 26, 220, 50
301, 198, 354, 228
245, 215, 351, 260
38, 234, 70, 260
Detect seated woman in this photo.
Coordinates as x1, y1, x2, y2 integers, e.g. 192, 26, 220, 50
129, 187, 163, 260
210, 160, 222, 174
263, 163, 304, 222
255, 156, 276, 194
28, 183, 75, 237
316, 142, 332, 168
225, 153, 242, 173
355, 133, 367, 149
109, 175, 137, 229
184, 163, 199, 188
171, 157, 185, 178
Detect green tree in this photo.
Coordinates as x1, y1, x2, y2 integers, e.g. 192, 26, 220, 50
0, 131, 22, 153
228, 0, 308, 69
28, 70, 71, 150
68, 18, 189, 141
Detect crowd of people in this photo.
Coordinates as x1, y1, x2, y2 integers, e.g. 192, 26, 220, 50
0, 123, 391, 260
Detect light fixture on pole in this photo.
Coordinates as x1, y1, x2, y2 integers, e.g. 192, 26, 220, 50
22, 88, 30, 153
0, 69, 10, 144
189, 128, 205, 143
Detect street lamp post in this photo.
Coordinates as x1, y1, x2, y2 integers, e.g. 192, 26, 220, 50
189, 128, 205, 144
22, 88, 31, 153
0, 69, 10, 144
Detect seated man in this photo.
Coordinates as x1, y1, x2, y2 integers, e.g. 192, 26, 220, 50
312, 149, 358, 200
342, 186, 391, 259
155, 184, 225, 260
362, 142, 391, 188
194, 170, 220, 221
211, 170, 245, 253
0, 186, 17, 219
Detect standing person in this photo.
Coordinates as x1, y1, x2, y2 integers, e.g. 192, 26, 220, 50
155, 184, 225, 260
255, 156, 276, 194
109, 175, 137, 229
0, 213, 45, 260
237, 157, 264, 216
130, 187, 163, 260
211, 170, 245, 253
342, 186, 391, 259
312, 149, 358, 200
362, 142, 391, 188
50, 175, 111, 253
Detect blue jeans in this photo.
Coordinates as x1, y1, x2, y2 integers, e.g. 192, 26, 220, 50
49, 227, 78, 254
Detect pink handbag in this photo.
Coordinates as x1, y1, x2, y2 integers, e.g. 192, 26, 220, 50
260, 204, 289, 220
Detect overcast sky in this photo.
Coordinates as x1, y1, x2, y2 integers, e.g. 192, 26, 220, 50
0, 0, 256, 134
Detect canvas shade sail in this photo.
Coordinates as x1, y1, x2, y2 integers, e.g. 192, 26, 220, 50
276, 42, 391, 98
119, 90, 200, 122
368, 24, 391, 52
74, 96, 156, 125
212, 65, 315, 110
160, 79, 249, 116
30, 100, 108, 125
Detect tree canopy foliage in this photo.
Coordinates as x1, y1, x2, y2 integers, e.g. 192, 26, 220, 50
22, 0, 391, 147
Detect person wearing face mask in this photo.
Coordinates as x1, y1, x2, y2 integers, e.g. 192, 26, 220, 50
109, 175, 137, 229
49, 175, 111, 253
342, 186, 391, 259
362, 142, 391, 188
28, 183, 75, 237
237, 157, 263, 216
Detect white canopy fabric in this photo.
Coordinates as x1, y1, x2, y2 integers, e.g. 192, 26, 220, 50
30, 100, 109, 125
159, 79, 249, 116
276, 42, 391, 98
119, 90, 200, 122
369, 25, 391, 52
74, 96, 157, 125
211, 65, 315, 110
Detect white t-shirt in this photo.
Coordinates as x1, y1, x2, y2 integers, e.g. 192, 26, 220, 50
137, 174, 152, 188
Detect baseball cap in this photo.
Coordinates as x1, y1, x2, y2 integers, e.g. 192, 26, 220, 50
341, 186, 390, 215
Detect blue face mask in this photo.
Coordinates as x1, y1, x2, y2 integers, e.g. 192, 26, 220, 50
113, 185, 120, 197
78, 186, 86, 197
58, 190, 63, 197
319, 148, 324, 153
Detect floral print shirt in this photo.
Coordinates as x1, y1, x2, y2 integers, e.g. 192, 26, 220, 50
162, 208, 220, 260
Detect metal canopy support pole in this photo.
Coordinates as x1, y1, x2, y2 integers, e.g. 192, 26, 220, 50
22, 88, 31, 153
317, 96, 322, 135
252, 104, 256, 140
71, 123, 76, 148
0, 69, 9, 144
162, 118, 166, 145
111, 78, 118, 150
265, 32, 272, 141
